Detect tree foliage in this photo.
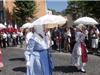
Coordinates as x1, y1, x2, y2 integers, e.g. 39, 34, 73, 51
13, 1, 36, 26
48, 9, 62, 15
65, 1, 100, 20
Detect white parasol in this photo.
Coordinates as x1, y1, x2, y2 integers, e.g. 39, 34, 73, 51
0, 23, 6, 29
21, 23, 32, 29
31, 14, 67, 37
74, 17, 98, 25
32, 14, 67, 28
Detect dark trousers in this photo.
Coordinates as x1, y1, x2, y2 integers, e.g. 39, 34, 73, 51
52, 39, 57, 50
13, 38, 17, 46
16, 37, 19, 45
7, 40, 10, 47
2, 39, 6, 48
19, 37, 23, 47
0, 40, 2, 48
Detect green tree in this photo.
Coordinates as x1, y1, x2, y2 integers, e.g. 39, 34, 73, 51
48, 9, 62, 15
13, 1, 36, 26
65, 1, 87, 20
65, 1, 100, 20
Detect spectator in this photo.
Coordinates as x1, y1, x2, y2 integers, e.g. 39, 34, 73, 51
2, 32, 7, 48
90, 25, 99, 54
64, 27, 71, 52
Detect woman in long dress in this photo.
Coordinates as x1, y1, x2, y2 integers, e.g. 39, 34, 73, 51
24, 25, 53, 75
71, 24, 88, 73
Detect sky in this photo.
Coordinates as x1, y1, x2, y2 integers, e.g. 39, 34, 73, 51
46, 0, 68, 12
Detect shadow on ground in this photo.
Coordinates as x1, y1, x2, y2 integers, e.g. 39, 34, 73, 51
54, 66, 79, 73
9, 58, 25, 61
12, 66, 26, 73
12, 66, 78, 73
94, 53, 100, 57
88, 50, 100, 57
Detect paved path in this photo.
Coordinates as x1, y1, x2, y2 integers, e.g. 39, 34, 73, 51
0, 47, 100, 75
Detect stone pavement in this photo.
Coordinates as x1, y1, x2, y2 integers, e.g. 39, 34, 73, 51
0, 46, 100, 75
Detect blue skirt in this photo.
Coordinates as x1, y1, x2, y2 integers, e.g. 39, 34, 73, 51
26, 50, 53, 75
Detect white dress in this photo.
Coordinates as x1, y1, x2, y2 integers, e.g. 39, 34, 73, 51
91, 29, 99, 48
71, 31, 88, 66
24, 33, 53, 75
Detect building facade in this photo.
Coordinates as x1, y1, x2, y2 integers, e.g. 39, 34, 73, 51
4, 0, 15, 25
34, 0, 47, 18
0, 0, 4, 23
0, 0, 47, 25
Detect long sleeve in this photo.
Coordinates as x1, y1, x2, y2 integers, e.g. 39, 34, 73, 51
25, 32, 33, 45
75, 32, 85, 43
24, 39, 35, 61
75, 32, 80, 42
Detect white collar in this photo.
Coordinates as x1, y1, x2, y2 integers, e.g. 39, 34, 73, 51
33, 32, 49, 49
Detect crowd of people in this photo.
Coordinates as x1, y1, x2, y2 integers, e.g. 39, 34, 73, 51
0, 29, 24, 48
50, 25, 100, 54
0, 23, 100, 74
23, 23, 100, 74
0, 24, 99, 55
